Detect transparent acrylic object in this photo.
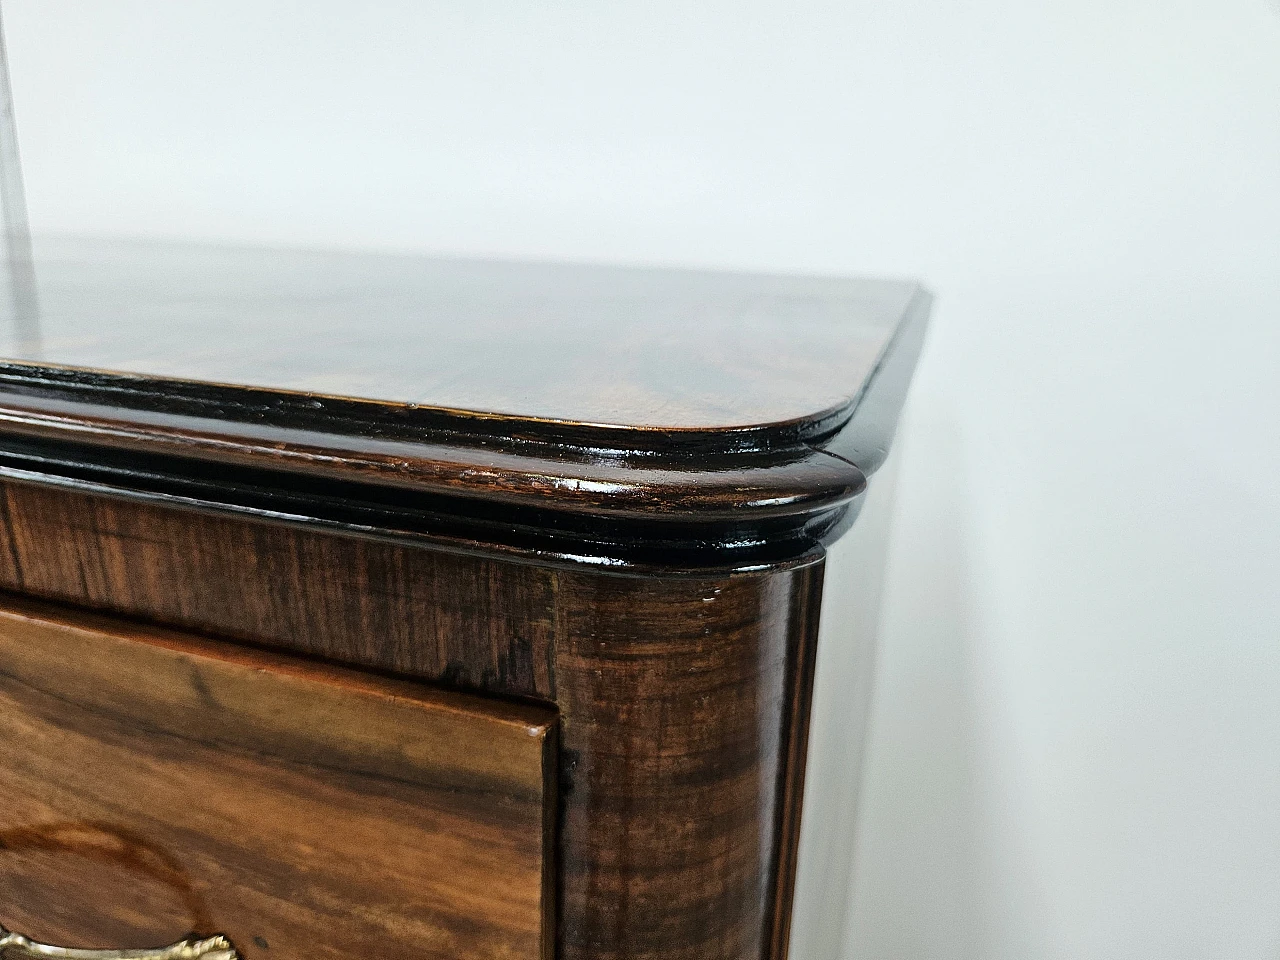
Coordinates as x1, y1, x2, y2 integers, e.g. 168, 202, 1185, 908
0, 3, 37, 355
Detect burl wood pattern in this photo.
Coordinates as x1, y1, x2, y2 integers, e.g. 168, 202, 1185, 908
0, 242, 929, 569
18, 236, 916, 435
0, 478, 824, 960
0, 601, 557, 960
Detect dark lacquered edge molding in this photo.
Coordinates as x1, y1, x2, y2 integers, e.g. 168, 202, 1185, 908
0, 442, 851, 573
0, 359, 855, 457
820, 285, 933, 476
0, 287, 929, 569
0, 395, 864, 521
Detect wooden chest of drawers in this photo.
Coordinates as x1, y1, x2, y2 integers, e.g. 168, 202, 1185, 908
0, 238, 928, 960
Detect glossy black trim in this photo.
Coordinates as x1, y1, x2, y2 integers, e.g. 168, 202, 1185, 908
0, 434, 855, 572
0, 360, 853, 459
0, 288, 929, 569
822, 286, 933, 475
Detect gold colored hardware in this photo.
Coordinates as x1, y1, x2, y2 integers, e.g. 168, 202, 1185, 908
0, 927, 238, 960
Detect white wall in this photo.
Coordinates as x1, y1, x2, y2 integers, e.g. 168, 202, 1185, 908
6, 1, 1280, 957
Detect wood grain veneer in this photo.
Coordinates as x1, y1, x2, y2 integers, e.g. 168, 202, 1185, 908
0, 476, 824, 960
0, 476, 559, 699
0, 599, 556, 960
0, 237, 931, 960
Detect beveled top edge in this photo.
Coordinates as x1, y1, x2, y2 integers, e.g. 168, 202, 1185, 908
11, 235, 922, 448
0, 243, 932, 567
0, 356, 857, 459
0, 285, 930, 552
0, 391, 866, 521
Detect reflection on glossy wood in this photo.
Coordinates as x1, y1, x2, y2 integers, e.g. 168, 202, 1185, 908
0, 238, 930, 960
0, 239, 931, 570
16, 237, 918, 436
0, 479, 829, 960
552, 564, 826, 960
0, 600, 556, 960
0, 391, 866, 524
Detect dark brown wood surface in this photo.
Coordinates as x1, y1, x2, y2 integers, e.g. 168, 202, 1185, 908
0, 238, 931, 569
0, 599, 557, 960
0, 478, 827, 960
765, 568, 825, 960
16, 236, 918, 437
0, 475, 560, 699
0, 389, 865, 524
550, 564, 825, 960
0, 237, 930, 959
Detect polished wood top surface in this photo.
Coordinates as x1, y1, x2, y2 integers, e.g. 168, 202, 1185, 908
0, 236, 930, 567
10, 236, 918, 439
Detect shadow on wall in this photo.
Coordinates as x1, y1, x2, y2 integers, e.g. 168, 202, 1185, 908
842, 404, 1046, 960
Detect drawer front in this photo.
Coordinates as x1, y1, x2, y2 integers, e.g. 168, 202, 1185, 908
0, 600, 555, 960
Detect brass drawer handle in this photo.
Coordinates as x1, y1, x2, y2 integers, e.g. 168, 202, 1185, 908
0, 927, 239, 960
